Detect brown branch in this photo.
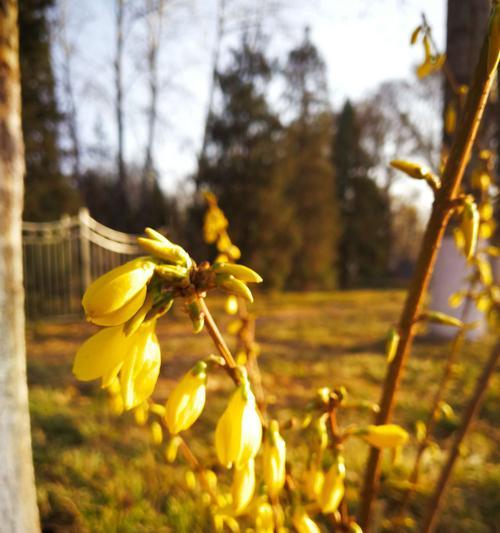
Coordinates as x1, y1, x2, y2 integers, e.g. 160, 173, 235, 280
397, 291, 473, 518
421, 340, 500, 533
200, 297, 237, 370
358, 24, 498, 531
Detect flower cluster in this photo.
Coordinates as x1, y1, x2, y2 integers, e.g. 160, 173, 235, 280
73, 228, 262, 411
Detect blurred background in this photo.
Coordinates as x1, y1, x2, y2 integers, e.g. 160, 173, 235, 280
18, 1, 500, 531
23, 0, 500, 317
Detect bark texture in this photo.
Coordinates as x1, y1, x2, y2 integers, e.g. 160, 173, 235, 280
0, 0, 41, 530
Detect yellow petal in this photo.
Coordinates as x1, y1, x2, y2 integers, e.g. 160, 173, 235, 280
215, 385, 262, 468
263, 420, 286, 498
73, 325, 131, 381
319, 456, 346, 514
90, 285, 147, 327
293, 508, 321, 533
120, 323, 161, 410
83, 257, 155, 318
232, 459, 255, 515
165, 362, 207, 434
359, 424, 409, 448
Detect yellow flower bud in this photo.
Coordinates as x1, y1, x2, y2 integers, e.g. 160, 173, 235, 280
348, 522, 364, 533
319, 454, 345, 514
165, 435, 182, 463
216, 274, 254, 303
165, 361, 207, 434
186, 298, 205, 333
304, 462, 324, 501
358, 424, 409, 448
225, 295, 239, 315
212, 262, 263, 283
255, 501, 274, 533
134, 402, 149, 425
293, 507, 321, 533
232, 459, 256, 515
215, 381, 262, 468
185, 470, 197, 490
82, 257, 155, 326
386, 327, 400, 364
150, 420, 163, 445
461, 198, 479, 260
471, 170, 491, 191
137, 235, 191, 267
263, 420, 286, 498
119, 321, 161, 410
74, 324, 131, 383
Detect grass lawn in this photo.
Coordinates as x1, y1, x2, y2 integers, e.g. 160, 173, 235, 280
26, 290, 499, 532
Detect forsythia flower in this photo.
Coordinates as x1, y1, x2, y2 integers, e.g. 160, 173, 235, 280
73, 320, 161, 410
232, 459, 256, 515
255, 501, 274, 533
293, 507, 321, 533
358, 424, 409, 448
319, 454, 345, 514
304, 461, 324, 501
165, 361, 207, 434
461, 199, 479, 260
215, 379, 262, 468
82, 257, 156, 326
263, 420, 286, 498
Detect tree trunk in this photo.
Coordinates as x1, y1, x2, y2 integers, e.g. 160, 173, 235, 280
443, 0, 491, 152
430, 0, 492, 337
0, 0, 41, 531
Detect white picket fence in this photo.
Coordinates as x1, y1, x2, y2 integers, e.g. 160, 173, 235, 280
22, 208, 141, 319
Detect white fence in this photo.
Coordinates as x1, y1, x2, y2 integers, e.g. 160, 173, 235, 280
22, 208, 141, 319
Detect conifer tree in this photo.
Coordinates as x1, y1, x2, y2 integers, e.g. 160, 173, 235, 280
19, 0, 80, 221
333, 100, 390, 287
197, 39, 297, 289
282, 29, 338, 289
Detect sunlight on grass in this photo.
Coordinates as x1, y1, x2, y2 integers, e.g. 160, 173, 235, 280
27, 291, 498, 532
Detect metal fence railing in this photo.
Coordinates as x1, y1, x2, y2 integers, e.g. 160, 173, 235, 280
22, 208, 141, 320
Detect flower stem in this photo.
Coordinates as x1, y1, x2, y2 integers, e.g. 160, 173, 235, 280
200, 298, 238, 372
358, 22, 498, 531
200, 297, 268, 427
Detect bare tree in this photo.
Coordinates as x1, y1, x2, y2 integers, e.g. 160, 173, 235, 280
115, 0, 127, 199
443, 0, 491, 152
0, 0, 40, 530
55, 0, 83, 185
143, 0, 167, 192
196, 0, 227, 187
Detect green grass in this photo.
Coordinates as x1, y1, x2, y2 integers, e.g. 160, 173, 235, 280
27, 290, 499, 532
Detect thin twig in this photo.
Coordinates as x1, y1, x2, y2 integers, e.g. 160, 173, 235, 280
397, 288, 475, 517
421, 341, 500, 533
359, 24, 497, 531
200, 297, 268, 427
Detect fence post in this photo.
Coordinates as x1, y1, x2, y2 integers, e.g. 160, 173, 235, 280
79, 208, 91, 294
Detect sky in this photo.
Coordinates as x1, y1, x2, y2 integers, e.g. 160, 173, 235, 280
55, 0, 447, 200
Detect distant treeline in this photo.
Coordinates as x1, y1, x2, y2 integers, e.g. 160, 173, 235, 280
19, 0, 423, 290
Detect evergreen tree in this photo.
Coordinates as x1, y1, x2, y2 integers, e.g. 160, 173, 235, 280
282, 29, 338, 289
333, 100, 390, 287
19, 0, 80, 221
196, 39, 297, 289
